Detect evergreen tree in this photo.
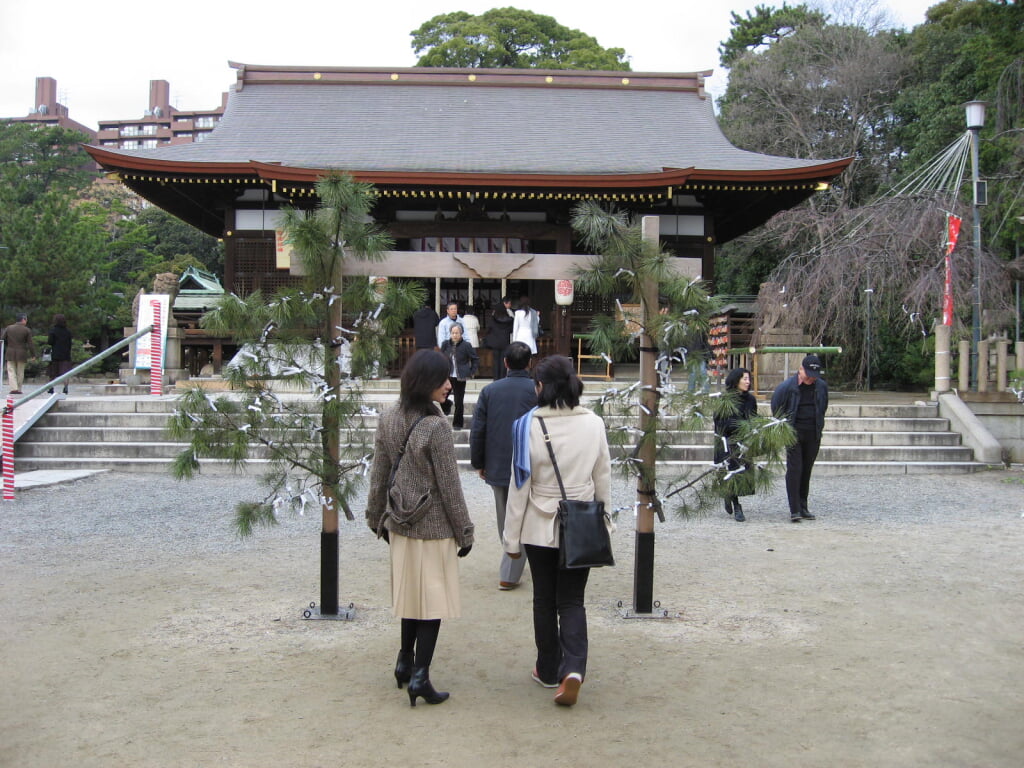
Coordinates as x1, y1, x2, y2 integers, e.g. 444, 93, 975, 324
168, 174, 424, 616
411, 7, 630, 70
0, 122, 107, 335
571, 202, 793, 613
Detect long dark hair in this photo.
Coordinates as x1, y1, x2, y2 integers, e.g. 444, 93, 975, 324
400, 350, 449, 415
724, 367, 751, 391
534, 355, 582, 409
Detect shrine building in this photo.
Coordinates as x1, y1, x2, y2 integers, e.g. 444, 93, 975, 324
85, 63, 852, 374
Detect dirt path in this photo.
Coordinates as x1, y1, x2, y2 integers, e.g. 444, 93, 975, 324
2, 469, 1023, 767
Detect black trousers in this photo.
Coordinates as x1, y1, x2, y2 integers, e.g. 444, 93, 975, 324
525, 544, 590, 684
785, 428, 821, 516
448, 377, 467, 428
492, 348, 507, 380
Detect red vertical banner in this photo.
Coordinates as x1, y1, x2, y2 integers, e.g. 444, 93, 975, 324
943, 214, 962, 327
3, 397, 14, 500
150, 300, 163, 396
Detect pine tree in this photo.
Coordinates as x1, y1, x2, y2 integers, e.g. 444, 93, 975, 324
168, 173, 423, 617
570, 202, 793, 613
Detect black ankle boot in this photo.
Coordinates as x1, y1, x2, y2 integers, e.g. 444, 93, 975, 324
733, 499, 745, 522
407, 666, 449, 707
724, 498, 734, 516
394, 651, 414, 689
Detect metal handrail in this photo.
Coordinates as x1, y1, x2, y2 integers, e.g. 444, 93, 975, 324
3, 325, 154, 415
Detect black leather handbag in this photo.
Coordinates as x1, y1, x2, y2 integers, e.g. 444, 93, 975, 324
536, 417, 614, 569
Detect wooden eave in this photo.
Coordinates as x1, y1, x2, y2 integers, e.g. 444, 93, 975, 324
84, 145, 253, 176
85, 149, 850, 192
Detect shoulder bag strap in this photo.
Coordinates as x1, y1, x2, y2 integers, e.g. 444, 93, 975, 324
535, 416, 568, 502
388, 415, 428, 490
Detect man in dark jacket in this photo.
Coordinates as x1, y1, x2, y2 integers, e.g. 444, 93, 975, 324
469, 341, 537, 589
2, 313, 37, 395
412, 303, 440, 350
439, 323, 478, 430
483, 296, 514, 379
771, 354, 829, 523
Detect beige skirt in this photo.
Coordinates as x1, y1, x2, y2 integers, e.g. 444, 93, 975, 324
389, 533, 461, 620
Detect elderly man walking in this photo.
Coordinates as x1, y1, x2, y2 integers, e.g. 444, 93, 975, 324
2, 313, 37, 395
469, 342, 537, 589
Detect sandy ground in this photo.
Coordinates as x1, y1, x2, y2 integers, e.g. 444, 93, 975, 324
2, 468, 1023, 768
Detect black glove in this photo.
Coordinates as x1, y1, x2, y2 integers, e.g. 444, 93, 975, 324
381, 529, 390, 544
457, 545, 472, 558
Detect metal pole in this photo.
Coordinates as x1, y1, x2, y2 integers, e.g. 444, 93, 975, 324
1016, 240, 1021, 343
2, 326, 154, 414
865, 286, 873, 391
970, 124, 983, 390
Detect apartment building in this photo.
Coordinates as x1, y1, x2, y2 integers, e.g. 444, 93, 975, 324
4, 76, 226, 148
6, 76, 97, 139
95, 79, 227, 149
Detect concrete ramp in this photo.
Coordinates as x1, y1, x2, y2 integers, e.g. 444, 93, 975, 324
8, 391, 64, 441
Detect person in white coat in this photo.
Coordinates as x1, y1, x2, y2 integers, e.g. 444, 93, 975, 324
504, 355, 611, 707
511, 296, 540, 354
460, 312, 481, 349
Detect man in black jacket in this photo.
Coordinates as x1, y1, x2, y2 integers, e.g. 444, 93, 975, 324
483, 296, 514, 379
470, 342, 537, 589
412, 303, 440, 350
771, 354, 829, 523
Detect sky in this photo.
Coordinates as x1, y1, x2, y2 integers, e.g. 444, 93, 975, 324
1, 0, 939, 130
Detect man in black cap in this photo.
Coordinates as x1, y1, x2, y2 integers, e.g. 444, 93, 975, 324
771, 354, 829, 523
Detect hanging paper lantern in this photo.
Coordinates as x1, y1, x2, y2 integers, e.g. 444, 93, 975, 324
554, 279, 574, 306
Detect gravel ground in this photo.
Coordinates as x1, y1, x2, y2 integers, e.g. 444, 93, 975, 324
3, 467, 1024, 767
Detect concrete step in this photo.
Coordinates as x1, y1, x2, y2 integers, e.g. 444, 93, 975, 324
820, 431, 962, 447
12, 456, 273, 474
13, 393, 985, 475
33, 413, 173, 428
14, 437, 975, 464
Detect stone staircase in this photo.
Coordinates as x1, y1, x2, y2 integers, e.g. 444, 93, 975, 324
13, 387, 988, 475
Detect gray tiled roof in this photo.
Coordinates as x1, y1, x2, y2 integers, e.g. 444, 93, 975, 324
107, 77, 829, 176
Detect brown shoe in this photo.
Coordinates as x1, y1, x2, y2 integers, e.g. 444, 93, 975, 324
554, 673, 582, 706
498, 581, 520, 591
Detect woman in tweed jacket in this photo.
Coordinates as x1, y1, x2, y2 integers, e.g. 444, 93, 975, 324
366, 349, 474, 707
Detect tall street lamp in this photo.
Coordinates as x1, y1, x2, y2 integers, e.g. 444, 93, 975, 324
965, 100, 986, 390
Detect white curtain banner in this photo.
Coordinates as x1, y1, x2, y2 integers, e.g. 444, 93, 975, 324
135, 294, 170, 370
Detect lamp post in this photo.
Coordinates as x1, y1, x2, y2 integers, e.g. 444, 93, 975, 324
965, 100, 986, 390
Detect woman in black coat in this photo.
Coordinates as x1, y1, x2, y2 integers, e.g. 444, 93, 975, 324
713, 367, 757, 522
439, 323, 479, 430
46, 314, 74, 394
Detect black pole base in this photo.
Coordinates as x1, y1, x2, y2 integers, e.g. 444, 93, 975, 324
321, 530, 339, 615
632, 530, 655, 614
302, 600, 356, 621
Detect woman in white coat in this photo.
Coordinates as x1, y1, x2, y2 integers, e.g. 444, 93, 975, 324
511, 296, 539, 354
504, 355, 611, 707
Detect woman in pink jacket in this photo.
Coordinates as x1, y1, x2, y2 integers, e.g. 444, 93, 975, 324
504, 355, 611, 707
